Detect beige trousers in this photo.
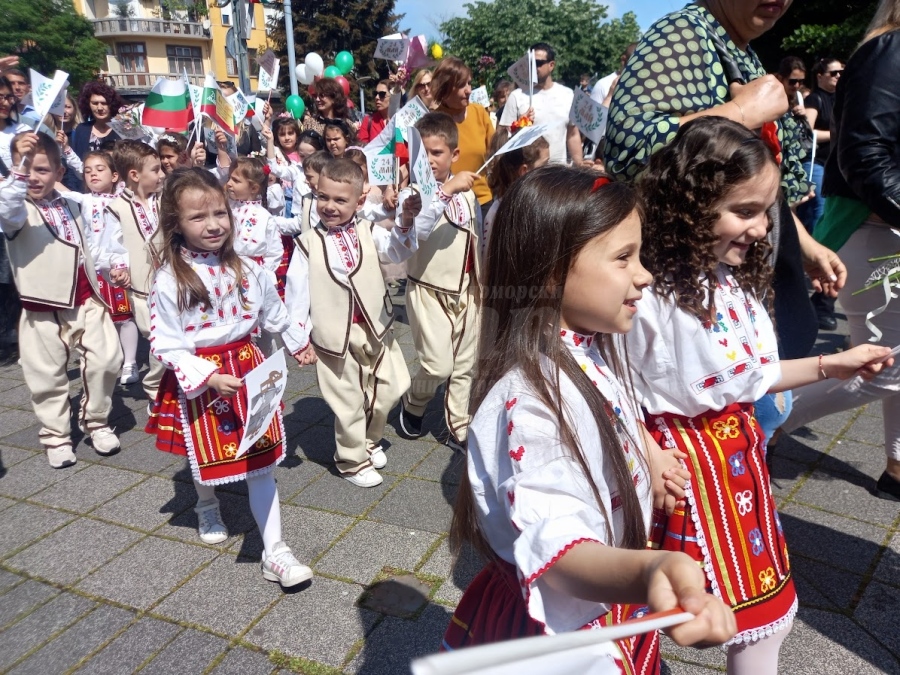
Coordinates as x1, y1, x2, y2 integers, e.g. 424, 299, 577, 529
131, 292, 165, 401
404, 277, 479, 442
18, 298, 122, 446
315, 323, 410, 474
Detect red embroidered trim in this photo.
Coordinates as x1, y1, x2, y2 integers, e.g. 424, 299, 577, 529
523, 537, 602, 587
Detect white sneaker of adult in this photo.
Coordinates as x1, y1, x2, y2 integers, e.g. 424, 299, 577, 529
89, 426, 121, 456
46, 444, 76, 469
342, 465, 383, 488
194, 500, 228, 544
261, 541, 313, 587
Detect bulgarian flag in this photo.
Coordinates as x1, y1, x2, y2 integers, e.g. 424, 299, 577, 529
142, 77, 193, 131
200, 74, 236, 135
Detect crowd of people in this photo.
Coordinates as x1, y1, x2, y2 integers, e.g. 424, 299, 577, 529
1, 0, 899, 672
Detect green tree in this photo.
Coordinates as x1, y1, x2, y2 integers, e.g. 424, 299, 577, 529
0, 0, 108, 90
267, 0, 403, 94
441, 0, 640, 86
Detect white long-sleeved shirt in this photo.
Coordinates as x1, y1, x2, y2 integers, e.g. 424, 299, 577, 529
229, 199, 284, 281
64, 190, 128, 269
267, 158, 311, 217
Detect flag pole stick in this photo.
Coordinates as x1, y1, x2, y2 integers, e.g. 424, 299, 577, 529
475, 154, 495, 175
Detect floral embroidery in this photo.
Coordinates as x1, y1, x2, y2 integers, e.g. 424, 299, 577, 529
713, 415, 741, 440
222, 442, 237, 458
239, 345, 253, 361
759, 567, 776, 593
217, 420, 235, 434
255, 433, 272, 449
728, 451, 746, 477
212, 399, 231, 415
203, 354, 223, 367
701, 311, 728, 333
509, 446, 525, 461
735, 490, 753, 516
748, 528, 764, 556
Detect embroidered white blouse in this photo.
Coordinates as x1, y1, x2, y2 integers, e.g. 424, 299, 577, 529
467, 329, 652, 634
625, 265, 782, 418
149, 251, 306, 398
229, 199, 284, 279
64, 190, 128, 269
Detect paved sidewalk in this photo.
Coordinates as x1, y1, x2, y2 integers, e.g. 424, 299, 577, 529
0, 292, 899, 674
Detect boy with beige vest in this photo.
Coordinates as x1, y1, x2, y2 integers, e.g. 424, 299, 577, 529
397, 112, 480, 453
285, 158, 426, 488
0, 132, 125, 467
104, 141, 166, 406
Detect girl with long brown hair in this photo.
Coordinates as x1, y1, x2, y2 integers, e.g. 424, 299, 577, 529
443, 165, 737, 668
629, 116, 893, 674
145, 168, 313, 589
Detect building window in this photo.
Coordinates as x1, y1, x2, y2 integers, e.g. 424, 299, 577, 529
118, 43, 147, 73
221, 12, 230, 25
226, 57, 237, 77
247, 48, 258, 77
167, 45, 203, 74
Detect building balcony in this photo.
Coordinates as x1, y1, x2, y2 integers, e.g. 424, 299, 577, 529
92, 17, 210, 40
104, 71, 205, 95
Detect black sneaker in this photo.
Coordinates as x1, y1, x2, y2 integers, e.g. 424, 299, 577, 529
398, 401, 424, 439
875, 472, 900, 502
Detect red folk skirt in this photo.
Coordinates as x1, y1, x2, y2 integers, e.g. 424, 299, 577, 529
649, 403, 796, 643
96, 272, 133, 323
275, 235, 293, 302
442, 559, 634, 674
145, 336, 285, 485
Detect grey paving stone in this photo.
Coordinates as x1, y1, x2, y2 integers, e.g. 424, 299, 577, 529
2, 384, 39, 410
767, 455, 809, 502
8, 604, 136, 675
92, 435, 183, 474
873, 533, 900, 588
6, 518, 143, 585
346, 602, 452, 674
0, 374, 25, 390
779, 505, 886, 575
154, 489, 258, 546
0, 408, 43, 435
234, 503, 354, 563
660, 634, 727, 669
0, 568, 23, 593
0, 495, 16, 512
0, 592, 95, 671
792, 470, 900, 527
782, 606, 900, 674
210, 647, 275, 674
792, 556, 865, 611
0, 452, 89, 499
842, 417, 887, 447
92, 476, 195, 532
0, 501, 74, 557
820, 439, 889, 482
420, 540, 485, 605
29, 464, 146, 513
155, 554, 280, 635
855, 581, 900, 661
140, 628, 229, 675
317, 520, 439, 584
76, 536, 218, 609
0, 421, 45, 451
293, 469, 399, 517
779, 429, 834, 463
807, 408, 861, 437
246, 576, 379, 667
369, 477, 454, 534
660, 660, 724, 674
0, 580, 58, 630
375, 432, 437, 476
74, 618, 181, 675
410, 444, 465, 485
0, 445, 35, 470
272, 458, 328, 501
287, 396, 333, 432
291, 423, 338, 464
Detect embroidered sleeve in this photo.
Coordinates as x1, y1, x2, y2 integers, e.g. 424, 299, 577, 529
283, 247, 312, 349
148, 274, 219, 398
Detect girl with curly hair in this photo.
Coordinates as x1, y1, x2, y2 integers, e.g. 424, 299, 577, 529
625, 116, 893, 674
71, 81, 127, 161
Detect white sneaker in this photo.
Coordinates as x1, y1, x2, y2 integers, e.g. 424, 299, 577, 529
342, 465, 383, 488
195, 500, 228, 544
46, 443, 76, 469
368, 444, 387, 469
261, 541, 313, 587
120, 363, 139, 385
89, 426, 120, 456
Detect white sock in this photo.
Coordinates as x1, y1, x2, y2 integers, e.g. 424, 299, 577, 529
117, 319, 139, 366
193, 478, 217, 505
726, 623, 791, 675
246, 472, 282, 557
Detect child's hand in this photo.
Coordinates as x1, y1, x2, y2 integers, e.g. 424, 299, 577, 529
260, 124, 273, 141
293, 344, 317, 366
263, 101, 273, 121
442, 171, 477, 195
402, 191, 423, 221
383, 185, 398, 210
647, 551, 737, 648
12, 132, 39, 168
823, 345, 894, 381
208, 373, 243, 397
525, 106, 535, 122
215, 130, 230, 151
109, 268, 131, 287
190, 143, 207, 167
56, 130, 69, 150
653, 454, 689, 516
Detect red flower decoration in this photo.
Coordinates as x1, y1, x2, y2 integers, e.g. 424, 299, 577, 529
759, 122, 782, 166
591, 176, 612, 192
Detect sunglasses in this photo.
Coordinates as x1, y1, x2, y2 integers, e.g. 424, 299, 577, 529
788, 78, 804, 86
416, 82, 431, 88
374, 91, 389, 99
534, 59, 550, 67
827, 69, 843, 77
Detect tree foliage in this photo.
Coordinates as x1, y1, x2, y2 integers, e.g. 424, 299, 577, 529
267, 0, 403, 93
0, 0, 108, 90
441, 0, 640, 87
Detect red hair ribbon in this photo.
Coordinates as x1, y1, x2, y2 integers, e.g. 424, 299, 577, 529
759, 122, 783, 166
262, 164, 271, 176
591, 176, 612, 192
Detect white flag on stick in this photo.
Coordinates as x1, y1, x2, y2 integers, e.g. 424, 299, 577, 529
258, 59, 280, 93
569, 87, 608, 144
30, 69, 69, 119
374, 33, 410, 62
407, 125, 437, 213
475, 124, 550, 175
507, 51, 537, 104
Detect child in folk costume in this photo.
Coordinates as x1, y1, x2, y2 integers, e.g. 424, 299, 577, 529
627, 117, 892, 674
285, 159, 425, 488
0, 133, 125, 467
157, 133, 205, 175
145, 168, 312, 587
397, 112, 481, 452
105, 141, 167, 405
444, 166, 737, 669
323, 120, 354, 159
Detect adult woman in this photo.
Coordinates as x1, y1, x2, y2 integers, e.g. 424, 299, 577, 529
432, 57, 494, 215
71, 81, 126, 160
775, 56, 807, 116
408, 69, 434, 108
0, 75, 29, 171
781, 0, 900, 502
301, 77, 355, 136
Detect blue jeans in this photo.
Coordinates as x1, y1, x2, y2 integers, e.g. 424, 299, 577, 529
797, 161, 825, 233
755, 391, 793, 449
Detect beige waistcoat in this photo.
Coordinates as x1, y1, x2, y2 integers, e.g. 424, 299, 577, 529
106, 194, 162, 297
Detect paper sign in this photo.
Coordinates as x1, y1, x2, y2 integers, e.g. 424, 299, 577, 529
407, 125, 436, 212
393, 95, 429, 138
496, 123, 549, 156
236, 348, 288, 458
374, 33, 410, 62
258, 60, 280, 93
30, 68, 69, 119
364, 122, 397, 187
227, 88, 252, 126
256, 49, 277, 78
469, 85, 490, 109
569, 87, 608, 144
185, 69, 203, 119
507, 51, 536, 93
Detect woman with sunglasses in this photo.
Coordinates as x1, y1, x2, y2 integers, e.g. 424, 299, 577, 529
358, 79, 391, 144
301, 77, 357, 136
408, 69, 434, 108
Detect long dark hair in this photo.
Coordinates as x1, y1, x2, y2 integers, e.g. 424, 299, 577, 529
159, 168, 247, 312
449, 165, 649, 561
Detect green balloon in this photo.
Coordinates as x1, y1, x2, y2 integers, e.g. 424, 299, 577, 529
285, 94, 305, 119
323, 65, 342, 79
335, 50, 354, 75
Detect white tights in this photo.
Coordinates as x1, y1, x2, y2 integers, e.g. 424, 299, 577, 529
725, 623, 791, 675
117, 319, 139, 366
193, 472, 283, 557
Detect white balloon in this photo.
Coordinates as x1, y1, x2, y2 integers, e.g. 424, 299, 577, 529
304, 52, 324, 76
295, 63, 314, 85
